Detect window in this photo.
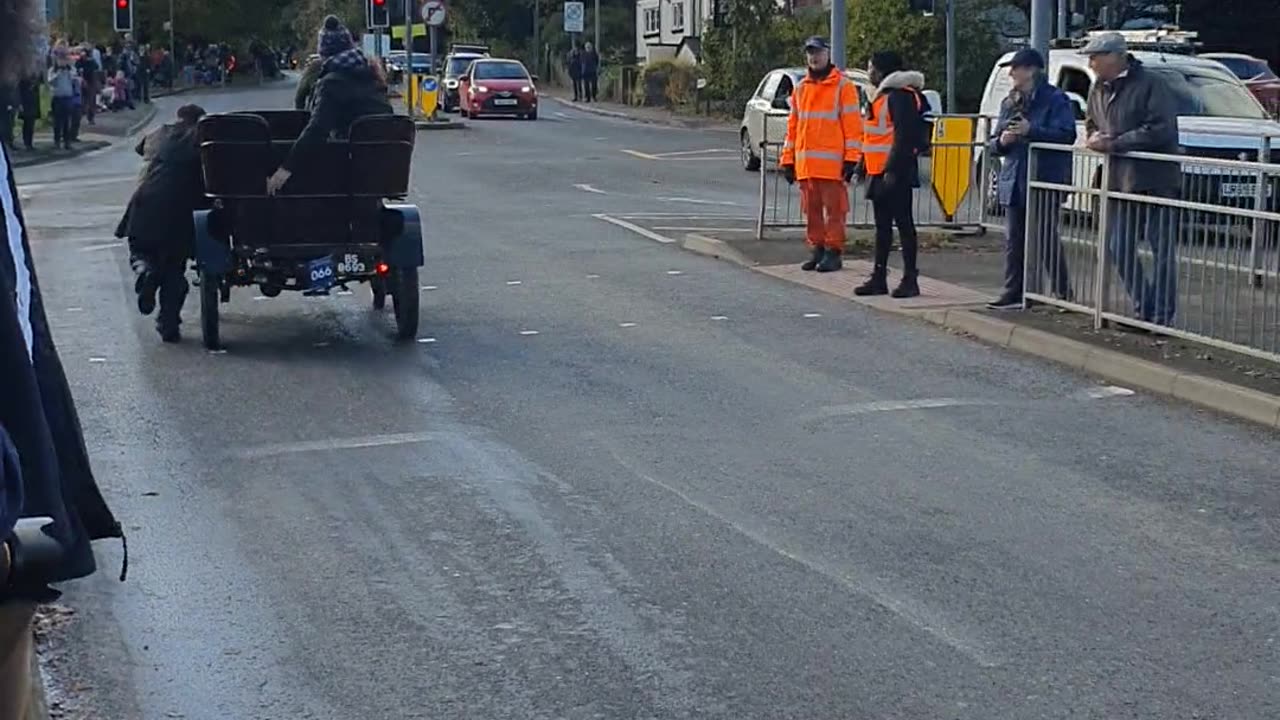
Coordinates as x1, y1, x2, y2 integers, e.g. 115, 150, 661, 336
1149, 65, 1268, 119
1212, 57, 1277, 82
473, 61, 529, 81
643, 6, 660, 35
671, 1, 685, 31
756, 71, 782, 102
773, 74, 795, 108
1058, 66, 1091, 102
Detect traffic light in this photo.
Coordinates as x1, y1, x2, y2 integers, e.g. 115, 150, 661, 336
113, 0, 133, 32
368, 0, 390, 28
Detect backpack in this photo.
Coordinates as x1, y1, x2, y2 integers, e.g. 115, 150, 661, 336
907, 87, 932, 156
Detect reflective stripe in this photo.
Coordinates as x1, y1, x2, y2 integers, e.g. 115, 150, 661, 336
842, 104, 859, 114
845, 140, 862, 149
861, 147, 889, 155
795, 150, 843, 161
797, 110, 838, 120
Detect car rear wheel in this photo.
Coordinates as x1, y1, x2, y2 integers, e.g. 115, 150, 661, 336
392, 267, 420, 342
199, 270, 222, 350
741, 129, 761, 172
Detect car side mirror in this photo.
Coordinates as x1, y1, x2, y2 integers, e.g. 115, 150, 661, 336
1065, 92, 1087, 121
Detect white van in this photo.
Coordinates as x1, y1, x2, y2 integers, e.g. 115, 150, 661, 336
976, 46, 1280, 213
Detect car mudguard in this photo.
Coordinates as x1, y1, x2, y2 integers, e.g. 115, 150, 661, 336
193, 209, 232, 275
383, 204, 424, 267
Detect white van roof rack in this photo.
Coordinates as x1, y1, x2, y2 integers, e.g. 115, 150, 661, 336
1075, 28, 1200, 54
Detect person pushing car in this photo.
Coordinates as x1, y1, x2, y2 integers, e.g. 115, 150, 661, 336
779, 36, 863, 274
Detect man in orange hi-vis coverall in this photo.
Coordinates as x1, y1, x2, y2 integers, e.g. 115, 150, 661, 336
780, 36, 863, 273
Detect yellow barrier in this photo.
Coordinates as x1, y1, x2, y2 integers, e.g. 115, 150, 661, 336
929, 117, 975, 220
405, 74, 440, 116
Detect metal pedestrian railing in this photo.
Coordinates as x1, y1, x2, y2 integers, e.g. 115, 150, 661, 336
1025, 139, 1280, 363
753, 114, 1005, 240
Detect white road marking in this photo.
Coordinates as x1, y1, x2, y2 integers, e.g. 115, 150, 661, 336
593, 214, 676, 244
555, 112, 573, 119
603, 443, 1002, 668
17, 174, 137, 193
234, 431, 442, 460
574, 183, 607, 195
711, 315, 729, 321
88, 357, 107, 363
803, 312, 822, 318
805, 399, 994, 420
253, 296, 269, 301
619, 322, 638, 328
586, 274, 600, 279
519, 330, 540, 336
1081, 385, 1136, 399
666, 270, 684, 276
66, 307, 83, 313
506, 280, 523, 286
621, 149, 661, 160
336, 289, 353, 296
208, 349, 228, 355
417, 337, 438, 344
654, 148, 738, 157
421, 285, 438, 291
654, 197, 740, 206
616, 213, 753, 219
652, 226, 754, 233
78, 241, 124, 252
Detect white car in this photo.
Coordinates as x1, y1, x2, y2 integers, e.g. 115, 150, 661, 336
977, 40, 1280, 214
739, 67, 942, 172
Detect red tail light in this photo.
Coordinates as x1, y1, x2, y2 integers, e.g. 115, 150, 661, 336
376, 263, 390, 275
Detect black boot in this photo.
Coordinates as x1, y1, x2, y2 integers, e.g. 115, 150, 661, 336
891, 273, 920, 299
801, 246, 826, 272
815, 249, 843, 273
135, 271, 158, 316
853, 266, 889, 296
156, 318, 181, 343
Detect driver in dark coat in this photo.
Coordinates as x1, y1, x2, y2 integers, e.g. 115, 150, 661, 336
266, 15, 392, 195
115, 104, 207, 342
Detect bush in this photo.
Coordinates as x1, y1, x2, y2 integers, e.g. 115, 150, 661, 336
638, 59, 702, 107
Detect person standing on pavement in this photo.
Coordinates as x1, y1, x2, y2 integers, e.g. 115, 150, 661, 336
0, 82, 14, 150
47, 45, 76, 150
779, 36, 863, 273
267, 16, 393, 196
0, 0, 125, 714
76, 44, 100, 128
567, 45, 584, 102
1081, 32, 1180, 326
854, 51, 930, 299
581, 42, 600, 103
986, 48, 1076, 309
16, 76, 37, 151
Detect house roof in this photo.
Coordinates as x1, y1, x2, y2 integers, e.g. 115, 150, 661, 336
677, 36, 702, 61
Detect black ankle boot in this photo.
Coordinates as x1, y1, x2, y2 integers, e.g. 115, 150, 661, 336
816, 249, 843, 273
853, 268, 889, 296
135, 272, 158, 316
801, 246, 825, 272
891, 273, 920, 299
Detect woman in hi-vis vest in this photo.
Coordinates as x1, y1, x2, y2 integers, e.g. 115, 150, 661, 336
780, 36, 863, 274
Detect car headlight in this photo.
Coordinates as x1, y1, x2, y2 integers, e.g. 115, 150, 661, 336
474, 85, 489, 93
521, 86, 531, 93
445, 79, 458, 88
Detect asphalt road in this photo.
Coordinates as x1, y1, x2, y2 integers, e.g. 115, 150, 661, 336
14, 84, 1280, 719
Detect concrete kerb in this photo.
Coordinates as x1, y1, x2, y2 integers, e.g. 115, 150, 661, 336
682, 233, 758, 267
415, 119, 467, 131
546, 95, 736, 132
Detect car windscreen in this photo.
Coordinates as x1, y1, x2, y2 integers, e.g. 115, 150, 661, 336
446, 57, 475, 77
1213, 57, 1278, 82
1149, 66, 1268, 119
473, 62, 528, 81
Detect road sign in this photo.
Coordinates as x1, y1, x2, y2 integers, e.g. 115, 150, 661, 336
563, 1, 584, 33
929, 116, 974, 220
422, 0, 446, 26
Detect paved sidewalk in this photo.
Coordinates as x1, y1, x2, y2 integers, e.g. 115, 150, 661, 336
638, 216, 1280, 425
544, 89, 737, 132
9, 104, 155, 169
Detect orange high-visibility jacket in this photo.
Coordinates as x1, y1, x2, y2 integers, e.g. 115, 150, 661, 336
862, 73, 927, 176
781, 70, 863, 181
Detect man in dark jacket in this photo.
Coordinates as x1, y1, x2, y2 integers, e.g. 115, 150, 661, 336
1082, 32, 1181, 325
116, 104, 207, 342
267, 16, 392, 195
17, 75, 38, 151
986, 48, 1075, 309
567, 46, 583, 102
1, 0, 123, 713
581, 42, 600, 103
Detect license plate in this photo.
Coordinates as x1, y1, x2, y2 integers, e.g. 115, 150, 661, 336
494, 98, 518, 106
337, 253, 367, 274
307, 256, 335, 291
1221, 182, 1257, 198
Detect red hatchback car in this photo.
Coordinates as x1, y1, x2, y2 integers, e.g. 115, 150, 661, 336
459, 58, 539, 120
1203, 53, 1280, 118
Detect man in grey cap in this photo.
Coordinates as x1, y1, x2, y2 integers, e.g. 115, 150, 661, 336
1080, 31, 1180, 326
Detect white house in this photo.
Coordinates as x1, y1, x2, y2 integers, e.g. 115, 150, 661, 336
633, 0, 824, 65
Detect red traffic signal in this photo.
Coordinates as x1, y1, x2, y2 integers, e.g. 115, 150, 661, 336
114, 0, 134, 31
368, 0, 390, 28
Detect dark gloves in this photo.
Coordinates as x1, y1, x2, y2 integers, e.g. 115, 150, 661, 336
882, 171, 898, 190
842, 161, 859, 183
782, 164, 796, 185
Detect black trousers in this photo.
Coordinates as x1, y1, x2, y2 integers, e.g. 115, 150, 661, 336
21, 116, 34, 149
0, 108, 13, 148
583, 73, 598, 102
571, 76, 583, 100
130, 250, 189, 327
869, 176, 918, 276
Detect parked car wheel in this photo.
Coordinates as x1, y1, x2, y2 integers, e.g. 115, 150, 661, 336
741, 129, 761, 172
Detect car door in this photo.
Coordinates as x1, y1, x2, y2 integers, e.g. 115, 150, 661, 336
763, 73, 796, 152
746, 71, 783, 149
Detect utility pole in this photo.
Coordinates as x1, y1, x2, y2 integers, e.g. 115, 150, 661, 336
1029, 0, 1052, 62
1057, 0, 1068, 39
405, 0, 415, 120
945, 0, 955, 113
169, 0, 176, 77
593, 0, 600, 50
830, 0, 845, 69
533, 0, 540, 79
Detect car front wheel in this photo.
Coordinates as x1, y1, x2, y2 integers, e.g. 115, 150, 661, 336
741, 129, 761, 172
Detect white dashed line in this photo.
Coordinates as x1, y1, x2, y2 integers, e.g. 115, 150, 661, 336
803, 312, 822, 318
417, 337, 438, 344
337, 289, 353, 296
619, 322, 637, 328
506, 280, 523, 286
1081, 385, 1136, 399
88, 357, 106, 363
66, 307, 83, 313
586, 274, 600, 279
208, 349, 229, 355
574, 183, 607, 195
421, 285, 438, 291
667, 270, 684, 276
593, 214, 677, 244
519, 330, 540, 336
78, 242, 124, 252
711, 315, 728, 321
253, 296, 269, 301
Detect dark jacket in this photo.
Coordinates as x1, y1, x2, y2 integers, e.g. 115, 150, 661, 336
1, 427, 20, 547
295, 57, 323, 111
0, 147, 123, 595
1086, 57, 1180, 194
871, 70, 929, 190
115, 122, 206, 257
18, 77, 39, 120
989, 74, 1077, 207
582, 49, 600, 77
567, 49, 583, 80
282, 59, 392, 174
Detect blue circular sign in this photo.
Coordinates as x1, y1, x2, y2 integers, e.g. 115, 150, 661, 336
422, 77, 438, 92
